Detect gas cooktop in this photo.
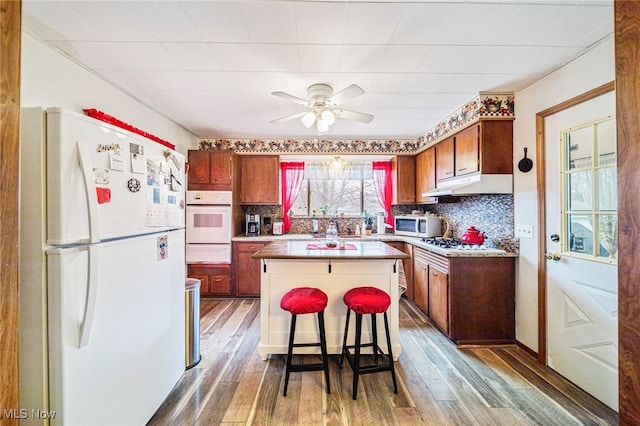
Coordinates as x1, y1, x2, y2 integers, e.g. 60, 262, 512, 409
420, 237, 487, 250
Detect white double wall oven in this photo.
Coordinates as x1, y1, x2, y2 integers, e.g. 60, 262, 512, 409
186, 191, 233, 263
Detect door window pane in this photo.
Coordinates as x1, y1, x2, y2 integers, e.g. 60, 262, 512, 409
598, 168, 617, 211
568, 214, 593, 255
568, 171, 593, 211
562, 116, 617, 262
567, 126, 594, 170
598, 214, 618, 259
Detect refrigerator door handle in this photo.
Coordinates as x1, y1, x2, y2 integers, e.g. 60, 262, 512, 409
79, 245, 98, 348
77, 141, 100, 243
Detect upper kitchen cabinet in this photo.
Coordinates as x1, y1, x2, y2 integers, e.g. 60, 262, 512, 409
188, 149, 233, 190
239, 155, 280, 204
436, 120, 513, 183
435, 137, 455, 181
392, 155, 415, 204
415, 146, 437, 204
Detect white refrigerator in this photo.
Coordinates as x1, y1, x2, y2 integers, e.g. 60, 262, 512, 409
20, 107, 186, 425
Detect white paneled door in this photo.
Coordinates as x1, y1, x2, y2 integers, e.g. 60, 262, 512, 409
544, 91, 618, 411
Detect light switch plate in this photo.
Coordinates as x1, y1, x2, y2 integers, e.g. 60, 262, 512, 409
516, 224, 534, 239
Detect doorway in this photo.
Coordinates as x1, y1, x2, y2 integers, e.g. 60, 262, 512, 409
536, 82, 617, 411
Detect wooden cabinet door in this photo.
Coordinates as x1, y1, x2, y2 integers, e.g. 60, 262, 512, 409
392, 156, 416, 204
428, 264, 449, 333
188, 150, 211, 186
188, 150, 233, 190
415, 146, 436, 203
187, 264, 232, 296
240, 156, 279, 204
413, 250, 429, 314
233, 242, 266, 297
209, 150, 232, 185
435, 137, 454, 182
454, 124, 479, 176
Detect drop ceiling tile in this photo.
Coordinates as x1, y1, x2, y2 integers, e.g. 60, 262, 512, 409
405, 73, 493, 94
299, 45, 343, 73
238, 1, 298, 43
253, 44, 301, 72
208, 44, 262, 71
378, 45, 433, 73
265, 73, 340, 95
529, 4, 613, 47
480, 3, 574, 46
368, 73, 412, 93
339, 45, 387, 73
390, 2, 462, 44
226, 72, 271, 93
438, 3, 518, 45
124, 1, 201, 42
182, 2, 250, 43
294, 2, 349, 44
188, 71, 234, 91
23, 2, 104, 41
64, 1, 155, 42
64, 41, 176, 70
344, 2, 405, 44
161, 43, 222, 70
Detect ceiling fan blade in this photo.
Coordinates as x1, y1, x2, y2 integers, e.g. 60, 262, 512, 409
271, 91, 309, 106
270, 111, 307, 124
334, 108, 374, 123
327, 84, 365, 105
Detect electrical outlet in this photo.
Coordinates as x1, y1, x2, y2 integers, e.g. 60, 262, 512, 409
515, 224, 534, 239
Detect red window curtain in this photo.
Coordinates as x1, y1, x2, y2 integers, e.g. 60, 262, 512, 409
372, 161, 394, 227
280, 162, 305, 232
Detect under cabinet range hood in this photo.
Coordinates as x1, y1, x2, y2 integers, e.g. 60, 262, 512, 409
422, 173, 513, 197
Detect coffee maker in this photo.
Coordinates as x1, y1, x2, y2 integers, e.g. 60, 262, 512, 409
245, 214, 261, 236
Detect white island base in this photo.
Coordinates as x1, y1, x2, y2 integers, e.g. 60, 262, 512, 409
257, 258, 401, 361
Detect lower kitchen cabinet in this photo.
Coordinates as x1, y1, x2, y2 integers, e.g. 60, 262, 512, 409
426, 255, 449, 334
187, 264, 231, 297
413, 251, 429, 315
232, 241, 267, 297
413, 247, 515, 344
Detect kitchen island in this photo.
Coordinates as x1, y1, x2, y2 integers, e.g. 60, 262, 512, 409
252, 240, 410, 360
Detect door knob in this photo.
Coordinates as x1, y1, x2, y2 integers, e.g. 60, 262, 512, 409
545, 252, 561, 261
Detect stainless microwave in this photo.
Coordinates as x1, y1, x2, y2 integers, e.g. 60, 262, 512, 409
394, 215, 442, 237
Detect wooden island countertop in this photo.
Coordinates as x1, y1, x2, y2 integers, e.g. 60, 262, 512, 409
252, 240, 410, 260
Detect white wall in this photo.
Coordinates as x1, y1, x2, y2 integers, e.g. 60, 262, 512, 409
513, 36, 615, 351
20, 33, 198, 155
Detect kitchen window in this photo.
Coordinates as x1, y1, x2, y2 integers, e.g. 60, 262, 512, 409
562, 116, 617, 262
288, 158, 385, 216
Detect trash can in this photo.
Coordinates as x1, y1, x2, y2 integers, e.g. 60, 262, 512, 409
185, 278, 201, 369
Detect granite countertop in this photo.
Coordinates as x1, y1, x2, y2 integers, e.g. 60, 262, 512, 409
235, 233, 518, 258
252, 240, 411, 260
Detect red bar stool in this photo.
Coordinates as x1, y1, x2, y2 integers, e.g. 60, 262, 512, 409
340, 286, 398, 399
280, 287, 331, 396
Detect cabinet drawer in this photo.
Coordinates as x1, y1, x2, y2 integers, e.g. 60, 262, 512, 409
237, 242, 266, 253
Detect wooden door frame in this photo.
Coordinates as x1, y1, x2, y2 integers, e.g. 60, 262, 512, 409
535, 81, 615, 364
0, 0, 22, 421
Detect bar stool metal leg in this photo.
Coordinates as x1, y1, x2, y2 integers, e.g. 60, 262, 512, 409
384, 312, 398, 393
339, 307, 351, 368
283, 313, 297, 397
353, 313, 363, 400
318, 311, 331, 394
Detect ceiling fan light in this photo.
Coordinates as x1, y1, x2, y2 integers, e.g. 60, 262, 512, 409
301, 111, 316, 128
321, 109, 336, 126
317, 120, 329, 134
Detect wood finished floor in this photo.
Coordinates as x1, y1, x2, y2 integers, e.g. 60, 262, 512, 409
148, 297, 618, 425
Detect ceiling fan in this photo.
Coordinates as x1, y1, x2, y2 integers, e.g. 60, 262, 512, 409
270, 83, 374, 134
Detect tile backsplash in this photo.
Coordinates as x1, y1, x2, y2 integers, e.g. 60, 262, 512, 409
241, 194, 517, 253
